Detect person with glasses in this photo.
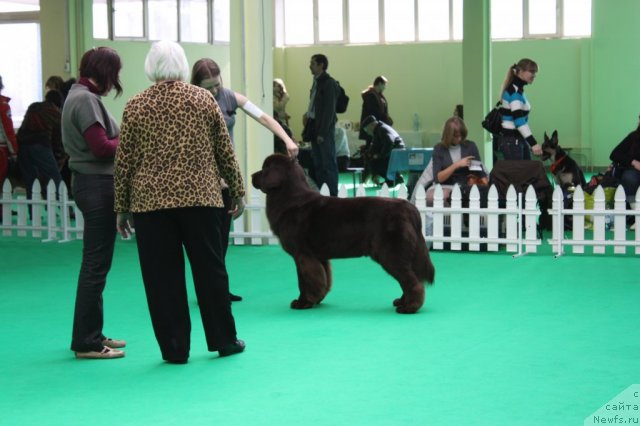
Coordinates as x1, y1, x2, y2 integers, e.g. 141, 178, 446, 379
496, 58, 543, 161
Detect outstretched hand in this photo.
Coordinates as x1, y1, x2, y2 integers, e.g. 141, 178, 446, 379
229, 197, 246, 220
285, 139, 299, 158
116, 212, 134, 238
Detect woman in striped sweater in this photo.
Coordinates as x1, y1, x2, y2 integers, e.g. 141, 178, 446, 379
497, 58, 543, 160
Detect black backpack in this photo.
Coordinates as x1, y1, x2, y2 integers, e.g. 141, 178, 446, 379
335, 80, 349, 114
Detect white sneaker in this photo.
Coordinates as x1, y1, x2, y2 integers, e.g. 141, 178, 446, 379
75, 346, 125, 359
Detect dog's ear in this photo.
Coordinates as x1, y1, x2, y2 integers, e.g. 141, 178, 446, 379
544, 131, 549, 141
552, 130, 558, 140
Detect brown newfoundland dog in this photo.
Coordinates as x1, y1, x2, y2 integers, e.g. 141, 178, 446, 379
251, 154, 435, 314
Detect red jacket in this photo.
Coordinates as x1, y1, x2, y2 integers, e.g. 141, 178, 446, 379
0, 94, 18, 155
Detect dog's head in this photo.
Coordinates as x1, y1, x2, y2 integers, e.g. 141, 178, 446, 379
541, 130, 559, 161
252, 154, 304, 193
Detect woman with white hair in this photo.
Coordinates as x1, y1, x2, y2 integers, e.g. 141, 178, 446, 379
114, 41, 246, 363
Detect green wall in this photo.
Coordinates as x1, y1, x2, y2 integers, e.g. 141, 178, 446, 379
591, 0, 640, 167
278, 39, 590, 160
38, 0, 640, 169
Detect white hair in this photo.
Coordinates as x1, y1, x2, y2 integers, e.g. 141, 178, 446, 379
144, 40, 189, 82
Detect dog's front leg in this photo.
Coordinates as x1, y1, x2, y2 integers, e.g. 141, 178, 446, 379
290, 255, 330, 309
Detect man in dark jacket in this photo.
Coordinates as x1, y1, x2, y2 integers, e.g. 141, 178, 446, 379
610, 118, 640, 207
358, 76, 393, 146
302, 54, 339, 196
361, 115, 405, 186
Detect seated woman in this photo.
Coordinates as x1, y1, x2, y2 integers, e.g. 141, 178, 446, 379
411, 116, 488, 205
610, 114, 640, 209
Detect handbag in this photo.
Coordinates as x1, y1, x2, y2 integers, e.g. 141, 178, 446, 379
481, 101, 502, 135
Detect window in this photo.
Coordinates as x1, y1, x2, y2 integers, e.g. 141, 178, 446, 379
491, 0, 523, 39
418, 0, 450, 41
284, 0, 313, 45
180, 0, 208, 43
0, 1, 38, 12
385, 0, 415, 42
492, 0, 591, 40
527, 0, 557, 36
563, 0, 591, 37
93, 0, 109, 39
277, 0, 590, 46
113, 0, 144, 38
212, 0, 230, 42
348, 0, 379, 44
0, 1, 41, 126
148, 0, 178, 41
452, 0, 462, 40
96, 0, 229, 43
279, 0, 464, 45
318, 0, 344, 43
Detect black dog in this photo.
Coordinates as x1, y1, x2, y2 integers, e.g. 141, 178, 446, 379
541, 130, 586, 192
251, 154, 435, 314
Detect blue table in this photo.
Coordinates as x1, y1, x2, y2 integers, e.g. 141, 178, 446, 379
386, 148, 433, 181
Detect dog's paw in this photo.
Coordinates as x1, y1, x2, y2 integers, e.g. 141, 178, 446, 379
395, 305, 419, 314
393, 297, 404, 307
290, 299, 314, 309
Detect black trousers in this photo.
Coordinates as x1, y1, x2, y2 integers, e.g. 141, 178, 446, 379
133, 207, 238, 361
221, 188, 232, 258
70, 173, 117, 352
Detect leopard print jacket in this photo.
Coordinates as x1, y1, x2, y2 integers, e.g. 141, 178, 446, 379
114, 81, 245, 213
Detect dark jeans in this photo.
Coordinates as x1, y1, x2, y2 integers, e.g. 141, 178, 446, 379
310, 129, 339, 196
18, 144, 63, 199
620, 168, 640, 203
70, 173, 117, 352
133, 207, 238, 361
497, 132, 531, 161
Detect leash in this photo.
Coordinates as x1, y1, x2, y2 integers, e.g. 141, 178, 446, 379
550, 155, 566, 173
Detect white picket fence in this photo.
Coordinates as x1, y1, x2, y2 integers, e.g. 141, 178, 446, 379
548, 185, 640, 256
413, 183, 541, 256
1, 179, 83, 242
1, 178, 639, 256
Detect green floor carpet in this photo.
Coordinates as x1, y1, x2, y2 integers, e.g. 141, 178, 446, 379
0, 235, 638, 425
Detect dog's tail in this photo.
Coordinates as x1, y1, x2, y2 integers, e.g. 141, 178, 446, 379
411, 209, 435, 285
415, 242, 435, 285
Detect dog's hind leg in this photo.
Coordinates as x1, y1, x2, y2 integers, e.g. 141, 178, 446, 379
290, 255, 332, 309
393, 273, 425, 314
320, 259, 332, 300
374, 254, 425, 314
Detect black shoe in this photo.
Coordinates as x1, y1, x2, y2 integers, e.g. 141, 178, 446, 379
230, 293, 243, 302
218, 340, 246, 357
165, 358, 188, 364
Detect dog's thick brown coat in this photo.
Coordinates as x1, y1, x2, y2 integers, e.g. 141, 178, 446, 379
251, 154, 435, 313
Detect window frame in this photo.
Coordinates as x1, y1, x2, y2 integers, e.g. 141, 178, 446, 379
276, 0, 591, 47
523, 0, 561, 39
95, 0, 229, 44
